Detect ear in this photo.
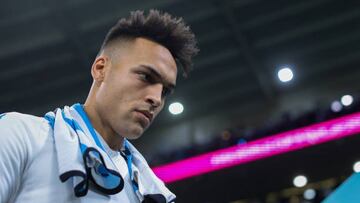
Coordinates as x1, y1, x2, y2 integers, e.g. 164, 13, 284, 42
91, 56, 110, 82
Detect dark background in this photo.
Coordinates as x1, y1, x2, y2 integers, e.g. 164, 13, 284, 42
1, 0, 360, 202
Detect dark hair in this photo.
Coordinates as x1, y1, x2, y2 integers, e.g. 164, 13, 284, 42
100, 9, 199, 77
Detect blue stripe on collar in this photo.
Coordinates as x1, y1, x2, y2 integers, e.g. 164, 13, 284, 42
44, 114, 55, 129
72, 104, 138, 193
61, 110, 85, 133
72, 103, 105, 152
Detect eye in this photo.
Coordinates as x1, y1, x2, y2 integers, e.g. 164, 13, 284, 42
138, 72, 154, 83
162, 87, 172, 98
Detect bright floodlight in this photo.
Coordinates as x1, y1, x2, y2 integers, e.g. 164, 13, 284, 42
353, 161, 360, 173
293, 175, 307, 187
341, 95, 353, 106
277, 67, 294, 82
169, 102, 184, 115
331, 101, 343, 112
303, 188, 316, 200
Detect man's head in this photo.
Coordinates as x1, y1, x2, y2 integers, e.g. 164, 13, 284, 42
86, 10, 198, 143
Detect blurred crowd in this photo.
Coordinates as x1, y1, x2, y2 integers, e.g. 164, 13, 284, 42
149, 96, 360, 167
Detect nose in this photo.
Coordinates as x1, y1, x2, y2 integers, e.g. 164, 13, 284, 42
145, 84, 163, 109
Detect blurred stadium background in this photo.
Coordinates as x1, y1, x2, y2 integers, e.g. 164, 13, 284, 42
1, 0, 360, 202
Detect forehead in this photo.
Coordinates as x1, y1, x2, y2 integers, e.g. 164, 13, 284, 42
116, 37, 178, 83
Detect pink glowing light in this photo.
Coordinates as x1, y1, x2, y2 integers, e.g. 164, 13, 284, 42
152, 112, 360, 183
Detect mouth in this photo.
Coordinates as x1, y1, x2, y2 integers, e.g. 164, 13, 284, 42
135, 110, 153, 125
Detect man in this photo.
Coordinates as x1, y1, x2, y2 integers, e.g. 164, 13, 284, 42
0, 10, 198, 203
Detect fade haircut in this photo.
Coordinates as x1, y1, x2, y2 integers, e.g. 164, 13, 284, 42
99, 9, 199, 77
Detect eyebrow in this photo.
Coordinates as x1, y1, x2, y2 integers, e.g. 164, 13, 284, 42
138, 64, 176, 91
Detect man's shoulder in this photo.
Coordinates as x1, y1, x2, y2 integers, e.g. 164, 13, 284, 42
1, 111, 44, 127
0, 112, 50, 140
1, 111, 43, 120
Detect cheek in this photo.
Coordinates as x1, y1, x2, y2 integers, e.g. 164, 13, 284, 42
95, 82, 125, 117
97, 85, 117, 107
98, 74, 146, 113
101, 77, 127, 101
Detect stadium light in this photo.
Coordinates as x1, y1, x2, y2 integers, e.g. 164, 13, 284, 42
341, 95, 353, 106
304, 188, 316, 200
331, 101, 343, 112
277, 67, 294, 83
353, 161, 360, 173
293, 175, 307, 187
169, 102, 184, 115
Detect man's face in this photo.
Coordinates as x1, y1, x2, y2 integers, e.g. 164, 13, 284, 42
94, 37, 177, 140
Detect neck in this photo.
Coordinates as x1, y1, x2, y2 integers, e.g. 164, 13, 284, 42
83, 101, 124, 151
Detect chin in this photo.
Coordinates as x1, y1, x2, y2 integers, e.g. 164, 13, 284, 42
126, 126, 144, 140
126, 134, 142, 140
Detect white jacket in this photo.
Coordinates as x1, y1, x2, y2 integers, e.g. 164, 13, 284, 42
0, 112, 174, 203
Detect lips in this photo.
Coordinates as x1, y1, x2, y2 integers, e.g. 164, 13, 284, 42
135, 110, 153, 123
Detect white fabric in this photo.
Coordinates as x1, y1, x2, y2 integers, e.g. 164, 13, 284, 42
48, 107, 123, 197
0, 108, 175, 203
